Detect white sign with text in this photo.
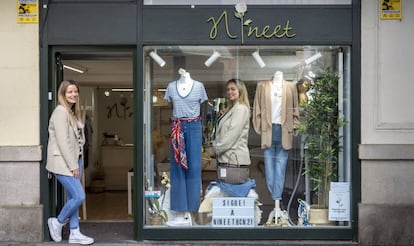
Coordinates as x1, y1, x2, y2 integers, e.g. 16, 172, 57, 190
212, 197, 255, 227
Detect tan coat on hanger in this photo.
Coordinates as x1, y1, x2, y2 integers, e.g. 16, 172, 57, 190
252, 80, 300, 150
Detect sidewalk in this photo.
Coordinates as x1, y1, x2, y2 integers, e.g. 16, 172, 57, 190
1, 222, 358, 246
3, 241, 359, 246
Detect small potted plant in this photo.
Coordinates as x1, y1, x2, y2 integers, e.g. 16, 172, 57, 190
296, 68, 347, 225
146, 172, 170, 225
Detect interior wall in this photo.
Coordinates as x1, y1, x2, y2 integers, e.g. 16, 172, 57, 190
97, 89, 134, 146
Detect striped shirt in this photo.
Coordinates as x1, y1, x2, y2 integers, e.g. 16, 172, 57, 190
164, 80, 208, 118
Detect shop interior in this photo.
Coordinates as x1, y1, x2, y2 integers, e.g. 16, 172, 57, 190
59, 45, 351, 227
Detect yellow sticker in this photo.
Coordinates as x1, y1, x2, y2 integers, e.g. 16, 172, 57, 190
17, 0, 38, 24
380, 0, 402, 20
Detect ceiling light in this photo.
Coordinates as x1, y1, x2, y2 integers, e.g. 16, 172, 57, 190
63, 64, 86, 74
304, 52, 322, 65
252, 50, 265, 68
112, 88, 133, 92
149, 50, 166, 67
204, 50, 221, 67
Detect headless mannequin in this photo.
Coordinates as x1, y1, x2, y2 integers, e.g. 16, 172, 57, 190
177, 68, 193, 97
266, 70, 286, 226
165, 68, 202, 227
273, 71, 283, 92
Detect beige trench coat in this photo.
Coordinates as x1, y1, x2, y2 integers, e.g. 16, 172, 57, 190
252, 80, 300, 150
46, 105, 85, 176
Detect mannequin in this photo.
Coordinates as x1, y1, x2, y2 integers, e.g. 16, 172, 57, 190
252, 70, 299, 226
177, 68, 194, 97
164, 68, 208, 226
270, 71, 284, 225
273, 71, 283, 87
296, 78, 311, 107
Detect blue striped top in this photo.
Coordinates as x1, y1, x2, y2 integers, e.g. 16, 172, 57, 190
164, 80, 208, 118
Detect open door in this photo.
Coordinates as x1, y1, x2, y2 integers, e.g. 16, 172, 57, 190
48, 52, 65, 216
50, 48, 134, 222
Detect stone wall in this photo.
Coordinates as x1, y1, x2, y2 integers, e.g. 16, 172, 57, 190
0, 146, 43, 242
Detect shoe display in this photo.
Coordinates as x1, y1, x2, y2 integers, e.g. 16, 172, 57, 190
69, 228, 94, 245
47, 217, 64, 242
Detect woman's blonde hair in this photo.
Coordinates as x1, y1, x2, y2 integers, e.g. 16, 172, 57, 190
226, 78, 250, 109
57, 80, 82, 124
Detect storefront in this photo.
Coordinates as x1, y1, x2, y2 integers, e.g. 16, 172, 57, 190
40, 0, 360, 242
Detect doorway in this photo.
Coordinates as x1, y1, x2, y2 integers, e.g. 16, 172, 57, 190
50, 48, 135, 231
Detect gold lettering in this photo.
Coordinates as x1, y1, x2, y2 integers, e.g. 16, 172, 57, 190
247, 26, 259, 37
207, 11, 237, 40
261, 25, 271, 38
283, 20, 296, 38
247, 20, 295, 39
208, 11, 296, 41
272, 25, 282, 38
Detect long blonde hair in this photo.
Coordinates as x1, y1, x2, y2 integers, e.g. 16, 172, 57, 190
57, 80, 82, 124
226, 78, 250, 109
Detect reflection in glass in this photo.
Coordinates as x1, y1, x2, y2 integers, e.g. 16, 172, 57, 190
143, 45, 351, 229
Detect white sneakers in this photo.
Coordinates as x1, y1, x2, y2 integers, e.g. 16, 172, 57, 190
47, 217, 94, 245
47, 217, 64, 242
69, 228, 94, 245
165, 212, 192, 227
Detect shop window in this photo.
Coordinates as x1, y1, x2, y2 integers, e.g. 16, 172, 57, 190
143, 45, 352, 229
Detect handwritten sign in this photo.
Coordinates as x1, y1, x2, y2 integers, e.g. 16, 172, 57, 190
212, 197, 255, 227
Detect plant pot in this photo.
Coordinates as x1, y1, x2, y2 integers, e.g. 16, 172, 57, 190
308, 206, 335, 226
150, 215, 164, 225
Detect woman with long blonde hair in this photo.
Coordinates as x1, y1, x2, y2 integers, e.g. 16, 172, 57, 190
213, 78, 252, 183
46, 80, 93, 245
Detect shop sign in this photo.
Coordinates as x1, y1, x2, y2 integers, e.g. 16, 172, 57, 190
380, 0, 402, 20
207, 2, 295, 43
17, 0, 38, 24
212, 197, 255, 227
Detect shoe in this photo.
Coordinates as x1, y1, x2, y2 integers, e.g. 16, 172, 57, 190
69, 228, 94, 245
265, 210, 275, 225
165, 212, 192, 227
47, 217, 64, 242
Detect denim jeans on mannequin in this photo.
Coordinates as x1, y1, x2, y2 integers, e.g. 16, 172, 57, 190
55, 158, 85, 229
263, 124, 289, 200
170, 120, 202, 212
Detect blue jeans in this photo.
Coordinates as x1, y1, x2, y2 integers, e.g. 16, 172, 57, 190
170, 120, 202, 212
263, 124, 289, 200
55, 158, 85, 229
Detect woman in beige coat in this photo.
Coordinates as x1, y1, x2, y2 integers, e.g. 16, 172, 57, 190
213, 79, 251, 183
46, 80, 93, 245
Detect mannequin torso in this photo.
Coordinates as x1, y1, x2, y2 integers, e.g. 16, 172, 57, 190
272, 71, 283, 97
177, 69, 193, 97
271, 71, 283, 124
